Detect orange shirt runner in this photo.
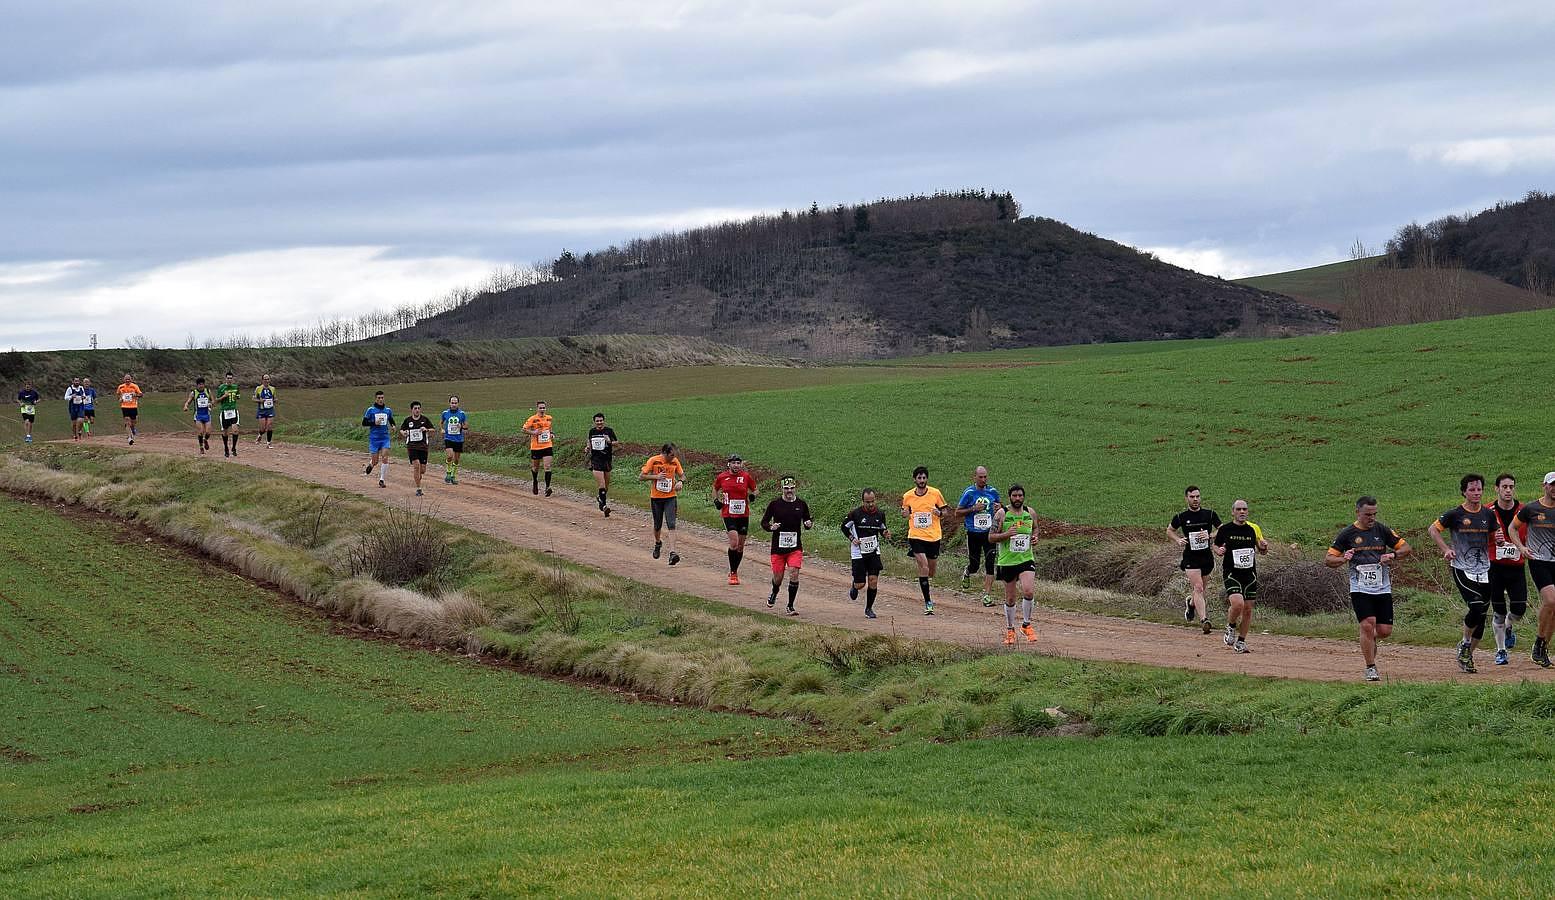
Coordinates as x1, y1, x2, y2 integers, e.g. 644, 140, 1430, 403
642, 454, 684, 498
117, 382, 142, 409
523, 413, 553, 451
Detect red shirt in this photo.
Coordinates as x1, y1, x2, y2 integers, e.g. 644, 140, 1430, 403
714, 471, 757, 519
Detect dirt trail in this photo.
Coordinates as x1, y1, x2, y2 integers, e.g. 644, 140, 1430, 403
121, 434, 1553, 685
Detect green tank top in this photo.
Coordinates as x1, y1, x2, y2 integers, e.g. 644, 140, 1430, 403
996, 508, 1035, 567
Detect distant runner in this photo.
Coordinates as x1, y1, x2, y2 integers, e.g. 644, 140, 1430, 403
64, 377, 86, 441
1326, 496, 1412, 682
360, 391, 394, 488
116, 374, 142, 445
989, 484, 1038, 645
956, 466, 1002, 607
1508, 473, 1555, 668
399, 402, 434, 497
216, 372, 241, 457
713, 454, 758, 584
1168, 485, 1222, 634
181, 377, 215, 454
1213, 499, 1268, 654
441, 396, 467, 485
253, 375, 277, 447
761, 476, 813, 616
841, 488, 890, 619
16, 381, 39, 444
78, 377, 96, 437
1428, 473, 1497, 674
1488, 473, 1530, 665
522, 401, 554, 497
587, 412, 620, 516
902, 466, 948, 616
640, 443, 684, 566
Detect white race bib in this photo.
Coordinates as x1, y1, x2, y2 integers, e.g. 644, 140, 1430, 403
1188, 531, 1210, 551
262, 398, 274, 409
374, 413, 387, 426
972, 512, 993, 530
1010, 533, 1032, 553
408, 428, 425, 443
221, 410, 237, 421
727, 498, 746, 516
858, 535, 880, 554
20, 404, 35, 415
656, 476, 674, 493
1465, 568, 1490, 584
777, 531, 799, 549
1356, 564, 1383, 589
120, 392, 135, 404
912, 512, 933, 529
538, 430, 552, 443
1231, 547, 1256, 568
445, 420, 462, 436
1497, 542, 1522, 561
590, 435, 607, 451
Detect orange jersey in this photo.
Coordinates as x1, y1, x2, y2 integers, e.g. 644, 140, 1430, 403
523, 413, 553, 450
642, 454, 685, 498
117, 382, 142, 409
902, 487, 948, 541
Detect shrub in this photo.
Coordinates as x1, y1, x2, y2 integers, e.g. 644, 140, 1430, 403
346, 505, 452, 587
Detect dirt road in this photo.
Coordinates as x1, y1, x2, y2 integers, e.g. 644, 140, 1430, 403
125, 434, 1553, 684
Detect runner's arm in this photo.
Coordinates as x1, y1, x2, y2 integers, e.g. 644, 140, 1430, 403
1427, 520, 1454, 558
987, 508, 1009, 542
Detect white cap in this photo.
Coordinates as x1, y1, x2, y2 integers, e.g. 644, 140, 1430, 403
1544, 472, 1555, 485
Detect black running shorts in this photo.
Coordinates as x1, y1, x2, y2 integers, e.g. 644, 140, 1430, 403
589, 455, 612, 472
122, 408, 138, 420
530, 447, 553, 460
722, 517, 748, 536
1223, 571, 1258, 602
851, 555, 883, 582
966, 531, 996, 572
997, 561, 1036, 583
908, 538, 941, 559
444, 439, 464, 454
1179, 552, 1214, 576
406, 446, 429, 464
21, 414, 34, 423
1531, 559, 1555, 591
651, 496, 678, 531
1350, 591, 1394, 626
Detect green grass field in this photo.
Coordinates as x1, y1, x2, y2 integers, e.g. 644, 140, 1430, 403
1235, 256, 1379, 306
9, 489, 1555, 895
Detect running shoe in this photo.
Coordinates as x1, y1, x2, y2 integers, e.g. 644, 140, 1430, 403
1495, 648, 1510, 666
1224, 624, 1235, 647
23, 435, 30, 443
786, 607, 798, 617
602, 506, 611, 517
365, 463, 374, 475
1184, 595, 1194, 621
378, 480, 386, 489
924, 601, 935, 616
267, 442, 273, 448
652, 542, 662, 560
1456, 642, 1476, 674
444, 474, 453, 484
980, 594, 994, 608
1507, 626, 1518, 649
1003, 629, 1016, 646
767, 594, 776, 608
1233, 639, 1249, 654
864, 609, 877, 619
1364, 666, 1381, 682
668, 552, 680, 567
545, 487, 553, 497
1534, 641, 1552, 668
128, 437, 134, 445
415, 488, 423, 497
532, 484, 539, 495
848, 585, 857, 601
731, 573, 742, 586
1020, 623, 1036, 643
1201, 617, 1212, 635
961, 576, 972, 590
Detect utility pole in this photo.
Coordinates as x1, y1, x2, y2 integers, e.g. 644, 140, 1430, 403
89, 333, 97, 351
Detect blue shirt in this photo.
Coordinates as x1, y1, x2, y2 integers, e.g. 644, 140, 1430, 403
958, 486, 1002, 533
17, 389, 39, 406
80, 387, 96, 409
441, 409, 468, 440
363, 404, 394, 439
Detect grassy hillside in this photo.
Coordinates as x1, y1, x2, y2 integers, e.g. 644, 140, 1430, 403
1238, 256, 1547, 317
8, 474, 1555, 894
1236, 257, 1381, 308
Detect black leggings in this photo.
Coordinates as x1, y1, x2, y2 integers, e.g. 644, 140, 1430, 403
965, 531, 996, 575
1488, 565, 1529, 620
1453, 568, 1491, 639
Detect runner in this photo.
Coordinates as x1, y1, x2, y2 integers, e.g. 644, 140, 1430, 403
399, 402, 435, 497
1168, 486, 1222, 634
441, 396, 468, 484
1488, 473, 1530, 665
64, 377, 86, 441
522, 401, 555, 497
955, 466, 1002, 607
1326, 496, 1413, 682
1509, 473, 1555, 668
760, 476, 813, 616
639, 443, 684, 565
116, 374, 142, 445
253, 375, 277, 447
989, 484, 1039, 645
1213, 499, 1268, 654
180, 377, 215, 454
360, 391, 394, 488
216, 372, 242, 457
587, 413, 620, 517
841, 488, 890, 619
1428, 473, 1498, 674
78, 377, 96, 437
713, 454, 758, 584
901, 466, 948, 616
16, 380, 39, 444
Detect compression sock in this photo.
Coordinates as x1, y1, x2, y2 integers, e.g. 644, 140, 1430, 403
1493, 614, 1509, 651
544, 470, 552, 489
865, 588, 877, 613
918, 577, 931, 603
728, 549, 739, 572
598, 488, 608, 509
1022, 597, 1034, 624
450, 462, 458, 479
532, 472, 539, 490
1005, 604, 1016, 628
787, 581, 799, 609
378, 463, 386, 483
769, 583, 780, 603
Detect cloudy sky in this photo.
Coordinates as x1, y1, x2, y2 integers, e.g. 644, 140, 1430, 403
4, 1, 1554, 350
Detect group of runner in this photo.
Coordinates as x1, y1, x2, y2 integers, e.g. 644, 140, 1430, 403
179, 373, 279, 457
16, 374, 145, 445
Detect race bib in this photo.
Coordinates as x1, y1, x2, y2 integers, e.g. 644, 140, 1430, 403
221, 410, 237, 422
727, 499, 746, 515
408, 428, 425, 443
262, 398, 274, 409
445, 420, 462, 436
1010, 533, 1032, 553
1355, 564, 1384, 590
858, 535, 879, 554
374, 413, 387, 426
777, 531, 799, 549
20, 403, 35, 415
538, 430, 551, 443
1497, 542, 1522, 561
656, 476, 674, 493
196, 396, 209, 408
1231, 547, 1256, 568
590, 435, 607, 451
912, 512, 933, 529
120, 392, 134, 404
972, 512, 993, 530
1188, 530, 1210, 551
